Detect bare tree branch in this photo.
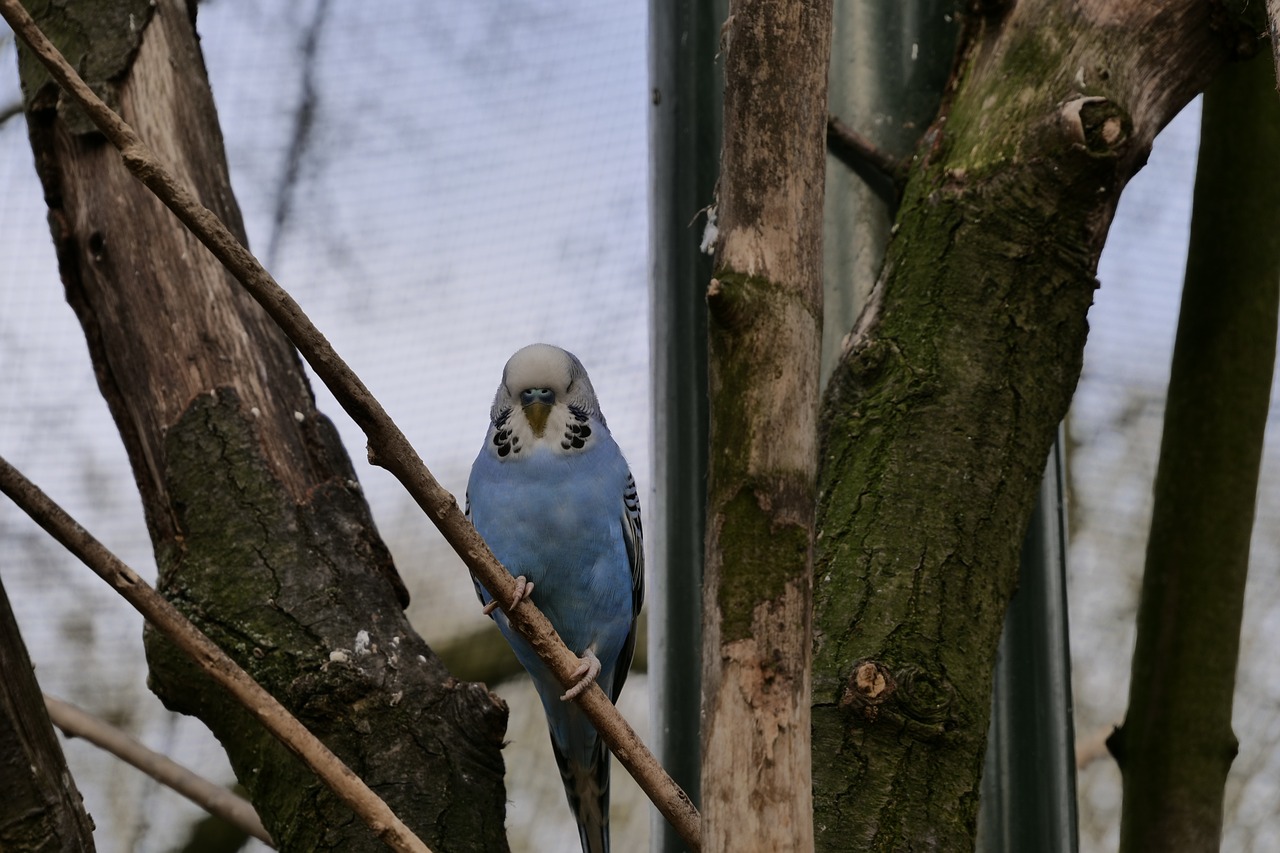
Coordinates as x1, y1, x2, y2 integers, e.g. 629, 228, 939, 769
264, 0, 330, 269
0, 456, 431, 853
438, 619, 649, 687
1111, 51, 1280, 852
0, 100, 21, 126
43, 695, 273, 848
826, 114, 904, 209
1075, 724, 1116, 771
0, 1, 701, 848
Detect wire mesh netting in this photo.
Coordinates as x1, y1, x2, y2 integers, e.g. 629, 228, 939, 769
2, 4, 1280, 853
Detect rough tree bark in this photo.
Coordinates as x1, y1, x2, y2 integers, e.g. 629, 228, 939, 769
0, 576, 96, 852
1111, 51, 1280, 853
812, 1, 1261, 848
18, 2, 508, 850
701, 0, 831, 850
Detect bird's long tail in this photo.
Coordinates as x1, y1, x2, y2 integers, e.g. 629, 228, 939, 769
550, 727, 610, 853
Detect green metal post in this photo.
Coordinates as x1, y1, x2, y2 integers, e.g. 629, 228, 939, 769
648, 1, 723, 850
977, 434, 1080, 852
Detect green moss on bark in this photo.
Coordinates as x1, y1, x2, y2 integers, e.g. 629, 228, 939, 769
706, 270, 819, 644
811, 6, 1159, 843
705, 271, 774, 472
16, 0, 154, 133
19, 1, 512, 847
717, 487, 810, 642
144, 390, 510, 852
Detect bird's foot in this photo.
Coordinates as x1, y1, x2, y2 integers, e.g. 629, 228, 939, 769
482, 575, 534, 616
560, 649, 602, 701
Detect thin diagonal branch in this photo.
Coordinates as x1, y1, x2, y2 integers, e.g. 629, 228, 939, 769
826, 114, 904, 210
0, 99, 21, 126
43, 695, 274, 848
826, 115, 902, 178
0, 2, 701, 848
0, 457, 430, 853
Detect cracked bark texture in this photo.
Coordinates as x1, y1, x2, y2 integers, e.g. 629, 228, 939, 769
702, 0, 831, 850
18, 1, 509, 850
812, 1, 1262, 849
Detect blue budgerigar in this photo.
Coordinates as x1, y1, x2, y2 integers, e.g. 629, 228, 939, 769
466, 343, 644, 853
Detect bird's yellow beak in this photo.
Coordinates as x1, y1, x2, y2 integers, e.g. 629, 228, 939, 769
523, 401, 552, 437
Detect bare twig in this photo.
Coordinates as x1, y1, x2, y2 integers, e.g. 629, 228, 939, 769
0, 457, 430, 853
0, 99, 21, 127
0, 2, 701, 848
43, 695, 274, 847
827, 115, 901, 176
826, 114, 905, 210
1075, 723, 1117, 770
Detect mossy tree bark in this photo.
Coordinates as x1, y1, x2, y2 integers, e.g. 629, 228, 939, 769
701, 0, 831, 850
812, 1, 1262, 848
1110, 52, 1280, 853
18, 2, 509, 850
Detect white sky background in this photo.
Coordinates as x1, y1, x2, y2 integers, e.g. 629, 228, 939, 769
2, 3, 1280, 853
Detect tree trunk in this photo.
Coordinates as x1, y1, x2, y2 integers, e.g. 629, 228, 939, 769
0, 576, 97, 852
18, 2, 509, 850
701, 0, 831, 850
1111, 51, 1280, 853
812, 1, 1258, 848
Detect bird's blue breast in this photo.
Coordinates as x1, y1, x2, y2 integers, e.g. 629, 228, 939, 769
467, 432, 634, 679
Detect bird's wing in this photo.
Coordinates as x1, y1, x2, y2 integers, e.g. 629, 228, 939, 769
611, 470, 644, 702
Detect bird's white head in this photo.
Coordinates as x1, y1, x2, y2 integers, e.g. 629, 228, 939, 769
488, 345, 605, 457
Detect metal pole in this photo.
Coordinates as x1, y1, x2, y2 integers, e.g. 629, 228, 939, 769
648, 1, 723, 849
977, 433, 1080, 852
